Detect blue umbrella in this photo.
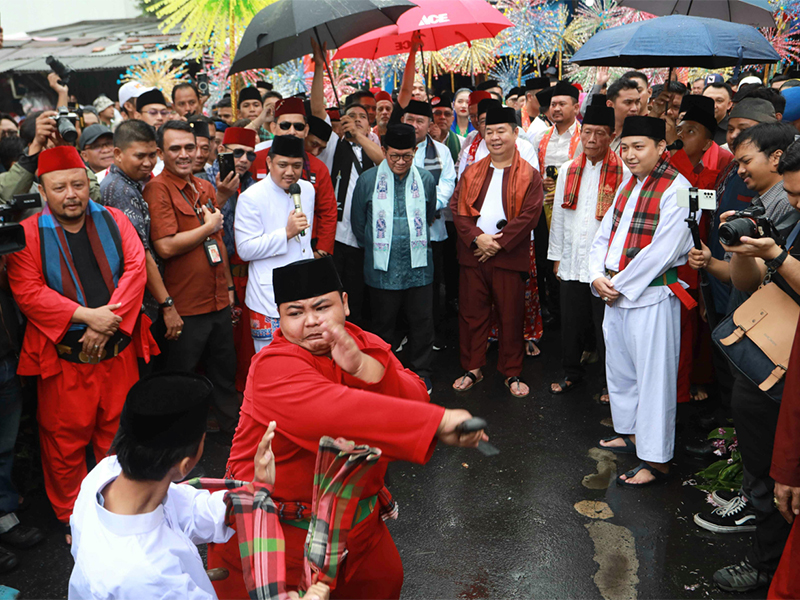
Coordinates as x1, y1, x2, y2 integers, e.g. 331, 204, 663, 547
570, 14, 780, 69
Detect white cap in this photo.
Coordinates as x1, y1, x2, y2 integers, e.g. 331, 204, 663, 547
738, 75, 763, 87
118, 81, 152, 108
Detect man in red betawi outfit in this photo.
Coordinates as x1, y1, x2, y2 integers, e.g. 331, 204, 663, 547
6, 146, 151, 539
450, 107, 544, 399
250, 97, 337, 257
768, 321, 800, 599
208, 256, 488, 599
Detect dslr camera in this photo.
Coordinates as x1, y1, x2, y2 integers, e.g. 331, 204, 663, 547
0, 193, 42, 255
718, 205, 781, 247
49, 106, 79, 145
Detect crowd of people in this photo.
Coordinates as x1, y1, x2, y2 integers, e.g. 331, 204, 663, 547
0, 31, 800, 599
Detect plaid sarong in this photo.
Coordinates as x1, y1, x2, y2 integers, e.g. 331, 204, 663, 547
184, 478, 290, 600
300, 437, 383, 593
606, 153, 679, 270
561, 149, 623, 221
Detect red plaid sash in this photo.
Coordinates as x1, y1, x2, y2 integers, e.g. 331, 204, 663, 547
466, 134, 482, 168
184, 479, 290, 600
536, 124, 581, 176
607, 154, 679, 271
562, 150, 623, 221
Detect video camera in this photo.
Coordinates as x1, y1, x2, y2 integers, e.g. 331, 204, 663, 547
0, 193, 42, 255
718, 205, 782, 247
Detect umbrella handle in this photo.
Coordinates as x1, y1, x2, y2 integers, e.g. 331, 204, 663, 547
314, 26, 341, 108
417, 31, 430, 102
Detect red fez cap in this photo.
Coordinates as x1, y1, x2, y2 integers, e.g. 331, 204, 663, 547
275, 97, 306, 119
469, 90, 491, 106
374, 90, 392, 104
222, 127, 257, 148
369, 87, 381, 95
326, 108, 341, 121
37, 146, 86, 177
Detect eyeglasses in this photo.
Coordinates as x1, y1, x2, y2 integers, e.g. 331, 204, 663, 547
232, 148, 257, 162
387, 153, 414, 163
0, 130, 18, 139
278, 121, 307, 131
143, 109, 170, 118
87, 140, 113, 151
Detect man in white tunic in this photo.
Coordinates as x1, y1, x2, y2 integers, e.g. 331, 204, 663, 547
588, 115, 694, 486
235, 135, 316, 351
548, 104, 629, 397
69, 373, 328, 600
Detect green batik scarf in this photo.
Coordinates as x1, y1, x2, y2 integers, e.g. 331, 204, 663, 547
371, 160, 428, 272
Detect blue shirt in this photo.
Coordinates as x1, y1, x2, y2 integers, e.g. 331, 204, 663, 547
351, 166, 437, 290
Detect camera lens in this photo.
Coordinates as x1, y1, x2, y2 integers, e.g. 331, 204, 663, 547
57, 116, 77, 144
718, 218, 758, 246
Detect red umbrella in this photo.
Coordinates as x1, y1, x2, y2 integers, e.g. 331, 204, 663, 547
332, 0, 512, 60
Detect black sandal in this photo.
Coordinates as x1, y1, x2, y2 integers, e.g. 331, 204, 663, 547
594, 387, 610, 405
616, 462, 669, 487
505, 376, 530, 398
549, 378, 584, 395
453, 371, 483, 393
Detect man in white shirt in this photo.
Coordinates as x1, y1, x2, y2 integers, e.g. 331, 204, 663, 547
548, 104, 628, 397
521, 76, 551, 138
457, 91, 492, 179
235, 135, 315, 351
588, 116, 693, 486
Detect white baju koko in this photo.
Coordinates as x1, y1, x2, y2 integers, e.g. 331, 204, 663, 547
457, 136, 539, 179
235, 175, 315, 333
69, 456, 234, 600
588, 172, 693, 463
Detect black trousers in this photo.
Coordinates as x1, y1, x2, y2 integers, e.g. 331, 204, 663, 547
534, 212, 559, 321
559, 280, 606, 382
369, 285, 433, 379
731, 374, 792, 573
163, 307, 240, 434
444, 221, 460, 308
334, 241, 366, 328
431, 241, 445, 336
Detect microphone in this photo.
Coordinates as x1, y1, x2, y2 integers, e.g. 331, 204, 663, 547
288, 182, 305, 237
666, 139, 684, 151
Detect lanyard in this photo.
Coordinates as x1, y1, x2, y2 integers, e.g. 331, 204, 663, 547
178, 186, 205, 226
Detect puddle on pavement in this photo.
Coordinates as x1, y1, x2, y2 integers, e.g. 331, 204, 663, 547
574, 500, 614, 519
585, 521, 640, 600
583, 448, 617, 489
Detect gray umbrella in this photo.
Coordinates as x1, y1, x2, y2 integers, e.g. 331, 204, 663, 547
616, 0, 775, 28
229, 0, 416, 76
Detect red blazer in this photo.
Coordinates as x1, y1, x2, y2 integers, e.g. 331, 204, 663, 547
7, 206, 153, 378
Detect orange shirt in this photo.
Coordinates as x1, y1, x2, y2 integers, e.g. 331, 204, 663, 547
143, 169, 229, 316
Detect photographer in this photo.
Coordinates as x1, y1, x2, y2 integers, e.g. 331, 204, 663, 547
0, 111, 101, 205
708, 137, 800, 592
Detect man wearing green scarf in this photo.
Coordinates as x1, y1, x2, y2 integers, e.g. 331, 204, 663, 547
351, 123, 437, 393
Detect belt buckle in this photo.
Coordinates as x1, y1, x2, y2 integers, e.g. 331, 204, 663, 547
278, 502, 307, 520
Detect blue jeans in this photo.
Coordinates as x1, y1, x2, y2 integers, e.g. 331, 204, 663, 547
0, 356, 21, 520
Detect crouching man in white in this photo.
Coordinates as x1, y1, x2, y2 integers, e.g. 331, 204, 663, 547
588, 115, 694, 486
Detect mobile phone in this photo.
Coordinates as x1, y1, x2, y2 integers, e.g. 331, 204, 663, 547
218, 152, 235, 181
196, 73, 209, 97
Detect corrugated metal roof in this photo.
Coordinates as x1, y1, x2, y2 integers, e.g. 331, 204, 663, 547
0, 17, 191, 74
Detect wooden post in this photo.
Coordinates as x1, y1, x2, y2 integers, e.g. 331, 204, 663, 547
450, 71, 455, 92
229, 11, 237, 120
518, 49, 524, 85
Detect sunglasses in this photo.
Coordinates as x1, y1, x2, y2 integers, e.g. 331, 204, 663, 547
278, 121, 307, 131
232, 148, 257, 161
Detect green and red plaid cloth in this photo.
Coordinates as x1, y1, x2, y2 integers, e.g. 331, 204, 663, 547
606, 153, 679, 270
561, 149, 623, 221
186, 436, 386, 599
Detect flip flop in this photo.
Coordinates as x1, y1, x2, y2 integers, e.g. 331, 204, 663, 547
549, 378, 584, 395
594, 387, 610, 405
600, 435, 636, 455
525, 340, 542, 359
616, 462, 670, 487
505, 376, 531, 398
453, 371, 483, 393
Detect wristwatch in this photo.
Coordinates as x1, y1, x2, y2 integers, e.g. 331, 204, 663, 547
159, 296, 174, 310
766, 249, 789, 271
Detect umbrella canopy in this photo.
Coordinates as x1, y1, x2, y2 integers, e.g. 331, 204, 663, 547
617, 0, 776, 28
333, 0, 512, 61
570, 14, 780, 68
230, 0, 416, 75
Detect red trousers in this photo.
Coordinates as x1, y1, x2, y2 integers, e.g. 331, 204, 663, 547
768, 516, 799, 599
37, 345, 138, 522
209, 510, 403, 599
459, 263, 525, 377
231, 270, 255, 393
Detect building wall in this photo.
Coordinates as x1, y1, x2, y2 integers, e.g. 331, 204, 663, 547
2, 0, 141, 36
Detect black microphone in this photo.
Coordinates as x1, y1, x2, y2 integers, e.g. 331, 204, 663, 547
288, 182, 305, 237
666, 139, 684, 151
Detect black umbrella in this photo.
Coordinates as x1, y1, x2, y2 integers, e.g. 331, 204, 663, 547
229, 0, 417, 105
616, 0, 775, 28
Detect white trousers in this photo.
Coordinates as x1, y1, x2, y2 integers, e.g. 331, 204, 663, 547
603, 295, 680, 463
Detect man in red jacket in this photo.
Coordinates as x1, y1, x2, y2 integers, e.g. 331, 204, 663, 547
251, 97, 337, 257
207, 256, 487, 599
7, 146, 151, 542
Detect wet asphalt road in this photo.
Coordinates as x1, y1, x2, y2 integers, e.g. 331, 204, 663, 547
2, 315, 771, 599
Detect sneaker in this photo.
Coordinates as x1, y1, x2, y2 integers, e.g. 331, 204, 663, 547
694, 494, 756, 533
713, 559, 771, 592
711, 489, 742, 508
0, 523, 45, 549
395, 336, 408, 353
0, 545, 17, 573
